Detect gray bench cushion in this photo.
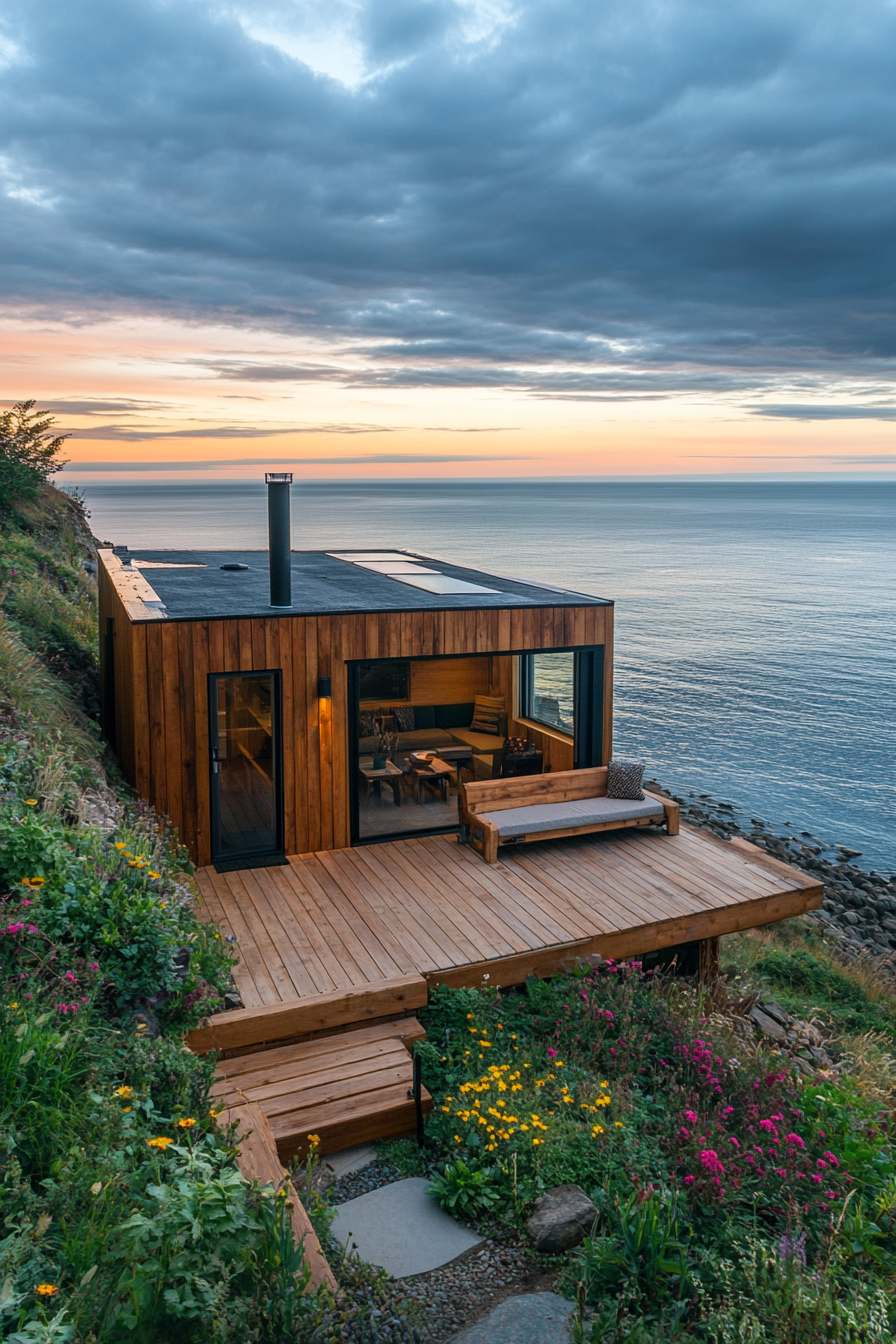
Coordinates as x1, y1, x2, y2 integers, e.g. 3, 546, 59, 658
480, 794, 665, 838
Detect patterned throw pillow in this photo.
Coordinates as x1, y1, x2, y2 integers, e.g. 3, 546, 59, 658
392, 705, 415, 732
470, 693, 505, 735
606, 759, 645, 800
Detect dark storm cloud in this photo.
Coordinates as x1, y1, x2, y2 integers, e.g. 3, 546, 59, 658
2, 0, 896, 394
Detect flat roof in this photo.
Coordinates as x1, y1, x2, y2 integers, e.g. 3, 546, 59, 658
104, 548, 612, 622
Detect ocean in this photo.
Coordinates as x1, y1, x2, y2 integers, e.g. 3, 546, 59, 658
72, 479, 896, 873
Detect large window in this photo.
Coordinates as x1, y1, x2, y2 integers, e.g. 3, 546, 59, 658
520, 652, 574, 734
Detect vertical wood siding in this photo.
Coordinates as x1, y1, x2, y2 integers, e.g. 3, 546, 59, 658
115, 604, 612, 867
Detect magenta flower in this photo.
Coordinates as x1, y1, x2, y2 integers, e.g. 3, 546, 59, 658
823, 1151, 839, 1167
683, 1175, 695, 1185
785, 1133, 806, 1150
684, 1110, 698, 1123
700, 1149, 725, 1176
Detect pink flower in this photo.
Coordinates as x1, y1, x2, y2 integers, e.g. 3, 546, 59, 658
65, 971, 76, 983
823, 1152, 839, 1167
684, 1110, 698, 1123
785, 1133, 806, 1150
722, 1107, 734, 1117
91, 962, 99, 970
811, 1174, 823, 1183
775, 1168, 787, 1177
728, 1136, 740, 1147
816, 1159, 827, 1170
759, 1120, 778, 1136
680, 1127, 691, 1138
700, 1149, 725, 1176
683, 1175, 695, 1185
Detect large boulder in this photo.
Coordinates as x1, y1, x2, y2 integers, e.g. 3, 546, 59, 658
526, 1184, 598, 1253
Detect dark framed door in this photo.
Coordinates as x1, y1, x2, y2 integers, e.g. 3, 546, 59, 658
209, 670, 284, 870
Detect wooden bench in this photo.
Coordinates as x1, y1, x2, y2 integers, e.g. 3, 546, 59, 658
460, 766, 679, 864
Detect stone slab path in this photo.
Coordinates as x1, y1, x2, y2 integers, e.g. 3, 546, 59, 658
330, 1177, 485, 1279
446, 1292, 574, 1342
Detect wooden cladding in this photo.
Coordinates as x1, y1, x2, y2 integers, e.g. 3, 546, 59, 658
99, 560, 613, 867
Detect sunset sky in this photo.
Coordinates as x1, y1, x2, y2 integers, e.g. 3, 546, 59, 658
2, 0, 895, 480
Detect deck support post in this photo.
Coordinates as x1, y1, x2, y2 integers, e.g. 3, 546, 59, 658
697, 936, 721, 985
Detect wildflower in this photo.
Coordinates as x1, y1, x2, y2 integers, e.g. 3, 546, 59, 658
683, 1175, 695, 1185
24, 799, 38, 806
591, 1124, 604, 1136
823, 1151, 840, 1167
114, 1086, 134, 1098
700, 1149, 725, 1176
785, 1133, 806, 1150
307, 1133, 320, 1146
115, 841, 127, 849
146, 1136, 174, 1150
149, 871, 161, 880
614, 1121, 624, 1128
35, 1284, 58, 1296
24, 877, 44, 887
684, 1110, 698, 1123
177, 1117, 196, 1128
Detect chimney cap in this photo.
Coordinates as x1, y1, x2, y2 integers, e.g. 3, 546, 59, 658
265, 472, 293, 484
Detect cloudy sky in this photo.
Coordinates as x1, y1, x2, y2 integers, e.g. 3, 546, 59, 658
2, 0, 895, 477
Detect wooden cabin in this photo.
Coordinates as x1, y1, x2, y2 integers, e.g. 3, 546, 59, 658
98, 540, 612, 871
97, 483, 821, 1166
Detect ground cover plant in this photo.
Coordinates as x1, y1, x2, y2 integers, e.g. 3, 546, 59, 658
417, 957, 896, 1341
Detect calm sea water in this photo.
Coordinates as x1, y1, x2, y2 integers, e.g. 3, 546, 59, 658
73, 479, 896, 872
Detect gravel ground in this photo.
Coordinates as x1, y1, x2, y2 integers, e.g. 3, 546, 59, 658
327, 1159, 405, 1205
401, 1240, 556, 1342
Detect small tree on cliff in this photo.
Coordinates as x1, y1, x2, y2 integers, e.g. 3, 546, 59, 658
0, 400, 70, 509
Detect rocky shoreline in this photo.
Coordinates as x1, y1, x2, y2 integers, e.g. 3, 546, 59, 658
647, 779, 896, 960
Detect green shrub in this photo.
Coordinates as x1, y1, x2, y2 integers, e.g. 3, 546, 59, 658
427, 1158, 503, 1220
0, 403, 68, 510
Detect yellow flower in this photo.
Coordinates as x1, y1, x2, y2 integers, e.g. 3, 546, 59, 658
23, 877, 44, 887
307, 1133, 320, 1146
466, 1013, 474, 1019
209, 1108, 221, 1118
614, 1121, 624, 1128
122, 1107, 131, 1113
592, 1125, 605, 1137
114, 842, 127, 849
9, 1002, 17, 1009
149, 871, 161, 880
454, 1134, 462, 1142
24, 799, 38, 807
35, 1283, 58, 1296
114, 1085, 134, 1098
177, 1117, 196, 1128
146, 1136, 174, 1150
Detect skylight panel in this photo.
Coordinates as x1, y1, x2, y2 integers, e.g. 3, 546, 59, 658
327, 552, 414, 562
389, 574, 501, 595
353, 562, 439, 574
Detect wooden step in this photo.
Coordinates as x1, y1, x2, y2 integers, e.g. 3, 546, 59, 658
187, 972, 429, 1055
213, 1018, 433, 1163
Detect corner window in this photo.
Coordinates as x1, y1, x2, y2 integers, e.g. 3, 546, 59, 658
519, 652, 574, 735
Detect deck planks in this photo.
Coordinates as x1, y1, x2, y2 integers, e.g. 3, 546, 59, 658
195, 824, 823, 1023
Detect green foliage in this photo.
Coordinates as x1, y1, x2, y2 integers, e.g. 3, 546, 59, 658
752, 948, 896, 1037
427, 1158, 503, 1219
571, 1187, 692, 1309
0, 403, 69, 510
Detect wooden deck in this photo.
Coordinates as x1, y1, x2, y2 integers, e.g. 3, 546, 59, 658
190, 825, 822, 1053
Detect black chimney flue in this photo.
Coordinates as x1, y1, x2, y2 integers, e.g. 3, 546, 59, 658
265, 472, 293, 608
